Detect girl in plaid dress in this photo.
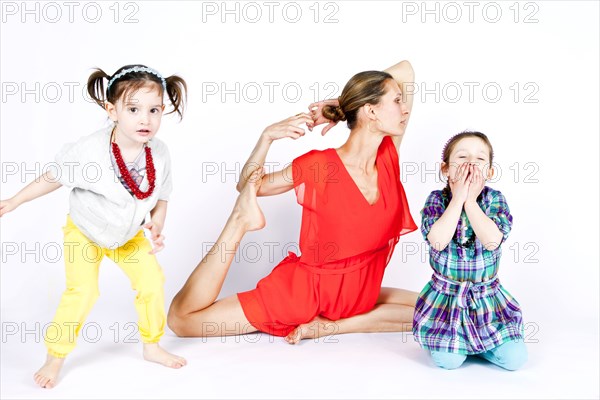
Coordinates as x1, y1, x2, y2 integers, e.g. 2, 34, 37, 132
413, 131, 527, 370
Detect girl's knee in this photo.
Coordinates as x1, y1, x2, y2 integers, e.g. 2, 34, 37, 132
65, 286, 100, 303
502, 354, 527, 371
489, 341, 528, 371
134, 269, 165, 293
430, 351, 467, 370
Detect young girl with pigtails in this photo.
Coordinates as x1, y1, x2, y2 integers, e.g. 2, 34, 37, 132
0, 65, 188, 388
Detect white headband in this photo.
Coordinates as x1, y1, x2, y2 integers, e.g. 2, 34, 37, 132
107, 66, 167, 92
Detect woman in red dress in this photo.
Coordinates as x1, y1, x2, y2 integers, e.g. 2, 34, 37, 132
168, 60, 418, 343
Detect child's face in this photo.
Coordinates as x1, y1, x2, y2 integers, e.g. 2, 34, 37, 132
443, 137, 493, 181
107, 84, 165, 145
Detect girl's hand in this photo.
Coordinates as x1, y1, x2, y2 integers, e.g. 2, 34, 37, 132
261, 113, 314, 142
0, 198, 18, 217
308, 99, 339, 135
466, 164, 485, 203
143, 220, 165, 254
449, 162, 471, 204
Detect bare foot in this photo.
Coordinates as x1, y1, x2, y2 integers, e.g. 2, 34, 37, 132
33, 354, 64, 388
143, 343, 187, 369
231, 168, 266, 232
284, 315, 339, 345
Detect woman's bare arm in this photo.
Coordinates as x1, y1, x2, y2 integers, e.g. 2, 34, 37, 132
236, 113, 312, 196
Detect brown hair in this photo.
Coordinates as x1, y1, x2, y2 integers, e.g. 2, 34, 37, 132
87, 64, 187, 120
441, 131, 494, 198
322, 70, 394, 129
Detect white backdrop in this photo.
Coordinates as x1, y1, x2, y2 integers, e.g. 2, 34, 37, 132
1, 1, 598, 399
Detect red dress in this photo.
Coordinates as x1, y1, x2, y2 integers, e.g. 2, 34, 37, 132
237, 136, 417, 336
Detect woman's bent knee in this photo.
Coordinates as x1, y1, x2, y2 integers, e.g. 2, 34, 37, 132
167, 309, 187, 337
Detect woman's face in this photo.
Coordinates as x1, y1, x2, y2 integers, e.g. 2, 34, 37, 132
371, 79, 409, 136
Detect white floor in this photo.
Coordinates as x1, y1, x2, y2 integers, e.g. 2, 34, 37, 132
1, 311, 598, 400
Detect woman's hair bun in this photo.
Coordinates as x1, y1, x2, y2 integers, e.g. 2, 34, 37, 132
322, 104, 346, 123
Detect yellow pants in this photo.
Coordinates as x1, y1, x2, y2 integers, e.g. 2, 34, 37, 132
45, 215, 166, 358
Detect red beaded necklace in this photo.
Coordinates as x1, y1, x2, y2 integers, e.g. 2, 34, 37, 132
111, 131, 156, 200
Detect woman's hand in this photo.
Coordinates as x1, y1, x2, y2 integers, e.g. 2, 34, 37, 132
308, 99, 339, 135
449, 163, 471, 204
261, 113, 314, 142
466, 164, 485, 204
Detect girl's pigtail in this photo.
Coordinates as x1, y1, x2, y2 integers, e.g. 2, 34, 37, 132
164, 75, 188, 120
87, 68, 111, 109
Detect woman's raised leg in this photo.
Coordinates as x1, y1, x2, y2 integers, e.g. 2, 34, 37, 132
167, 170, 265, 337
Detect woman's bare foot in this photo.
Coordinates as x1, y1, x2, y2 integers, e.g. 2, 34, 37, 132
230, 168, 266, 232
33, 354, 64, 388
285, 315, 339, 345
143, 343, 187, 369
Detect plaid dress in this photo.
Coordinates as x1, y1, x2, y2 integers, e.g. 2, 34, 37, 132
412, 187, 524, 355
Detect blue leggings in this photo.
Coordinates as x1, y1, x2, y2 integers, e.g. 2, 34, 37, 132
430, 341, 527, 370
